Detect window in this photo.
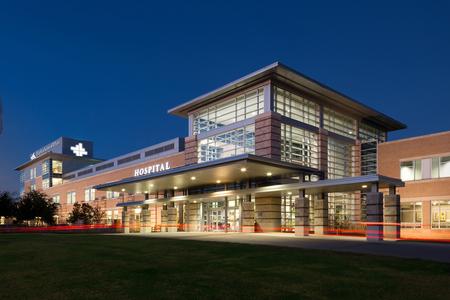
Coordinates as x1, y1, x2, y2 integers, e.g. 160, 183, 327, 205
30, 184, 36, 191
52, 177, 63, 186
84, 188, 95, 202
323, 107, 356, 139
193, 88, 264, 134
328, 138, 353, 179
30, 167, 37, 179
400, 160, 421, 181
106, 191, 120, 199
52, 195, 60, 204
42, 178, 50, 190
431, 201, 450, 229
359, 123, 386, 142
274, 86, 320, 127
52, 160, 63, 174
432, 156, 450, 179
67, 191, 76, 204
280, 124, 318, 168
41, 160, 50, 175
400, 202, 422, 228
328, 192, 358, 229
198, 125, 255, 163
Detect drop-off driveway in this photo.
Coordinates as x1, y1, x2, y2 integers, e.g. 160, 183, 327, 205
122, 232, 450, 263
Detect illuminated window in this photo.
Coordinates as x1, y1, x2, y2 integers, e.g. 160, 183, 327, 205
67, 191, 76, 204
198, 125, 255, 163
432, 156, 450, 179
400, 160, 421, 181
30, 167, 37, 180
41, 160, 50, 175
280, 124, 318, 168
323, 107, 356, 139
52, 160, 63, 174
400, 202, 422, 228
52, 177, 63, 186
30, 184, 36, 191
274, 86, 320, 127
42, 178, 50, 190
431, 201, 450, 229
52, 195, 60, 204
106, 191, 120, 199
359, 123, 386, 142
193, 88, 264, 134
84, 188, 95, 202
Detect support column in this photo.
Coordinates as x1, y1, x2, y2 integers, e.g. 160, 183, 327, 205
241, 201, 255, 233
141, 205, 151, 234
366, 191, 384, 241
255, 196, 281, 232
384, 191, 400, 240
295, 192, 309, 236
167, 203, 178, 232
161, 206, 168, 232
254, 112, 281, 160
314, 196, 328, 235
122, 207, 129, 234
188, 202, 201, 232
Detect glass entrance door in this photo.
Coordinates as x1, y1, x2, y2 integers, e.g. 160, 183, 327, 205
202, 201, 225, 231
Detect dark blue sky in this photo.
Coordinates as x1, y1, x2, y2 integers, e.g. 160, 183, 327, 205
1, 0, 450, 192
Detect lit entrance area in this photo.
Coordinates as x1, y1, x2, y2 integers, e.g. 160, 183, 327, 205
200, 197, 242, 232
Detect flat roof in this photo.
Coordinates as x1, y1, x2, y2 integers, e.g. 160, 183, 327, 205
168, 62, 406, 131
15, 152, 103, 171
95, 154, 319, 193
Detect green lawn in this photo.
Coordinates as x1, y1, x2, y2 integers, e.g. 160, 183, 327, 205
0, 234, 449, 299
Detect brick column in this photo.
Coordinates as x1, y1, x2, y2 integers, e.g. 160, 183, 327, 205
314, 197, 328, 235
295, 196, 309, 236
366, 192, 384, 241
122, 207, 129, 234
422, 201, 431, 230
384, 194, 400, 240
141, 205, 151, 233
255, 196, 281, 232
255, 112, 281, 160
318, 129, 328, 179
161, 207, 168, 232
184, 135, 198, 165
242, 201, 255, 233
187, 202, 200, 232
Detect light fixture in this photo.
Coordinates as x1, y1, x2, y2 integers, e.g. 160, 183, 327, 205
190, 176, 196, 180
193, 200, 197, 203
174, 186, 178, 190
216, 180, 221, 184
149, 184, 154, 187
266, 172, 272, 177
240, 167, 247, 172
121, 188, 125, 192
287, 192, 292, 195
144, 190, 148, 193
362, 185, 368, 189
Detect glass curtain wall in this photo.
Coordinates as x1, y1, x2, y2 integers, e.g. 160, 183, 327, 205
274, 86, 320, 127
432, 201, 450, 229
327, 137, 353, 179
328, 192, 359, 230
359, 123, 386, 175
323, 107, 356, 139
400, 202, 422, 228
193, 88, 264, 135
198, 125, 255, 163
280, 124, 319, 168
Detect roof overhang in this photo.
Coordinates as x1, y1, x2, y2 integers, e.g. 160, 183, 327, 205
15, 152, 103, 171
168, 62, 406, 131
95, 154, 319, 193
116, 174, 404, 207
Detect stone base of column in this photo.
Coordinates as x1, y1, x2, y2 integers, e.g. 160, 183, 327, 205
167, 207, 178, 232
384, 194, 400, 240
122, 208, 129, 234
242, 201, 255, 233
141, 207, 151, 234
314, 198, 328, 235
161, 209, 168, 233
255, 197, 281, 232
366, 192, 384, 241
295, 196, 309, 236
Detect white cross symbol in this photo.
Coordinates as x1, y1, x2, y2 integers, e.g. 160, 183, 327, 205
70, 143, 88, 157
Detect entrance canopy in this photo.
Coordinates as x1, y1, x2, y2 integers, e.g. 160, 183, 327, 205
95, 154, 319, 194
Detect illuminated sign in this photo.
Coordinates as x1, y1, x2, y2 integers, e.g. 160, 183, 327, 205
30, 139, 61, 160
134, 162, 170, 177
70, 143, 88, 157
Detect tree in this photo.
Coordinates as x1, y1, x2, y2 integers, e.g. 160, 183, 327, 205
15, 190, 59, 226
67, 202, 105, 225
0, 191, 16, 218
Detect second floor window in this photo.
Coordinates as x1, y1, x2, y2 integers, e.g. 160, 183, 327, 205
84, 188, 96, 202
67, 191, 76, 204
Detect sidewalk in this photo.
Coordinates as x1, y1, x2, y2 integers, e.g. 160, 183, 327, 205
122, 232, 450, 263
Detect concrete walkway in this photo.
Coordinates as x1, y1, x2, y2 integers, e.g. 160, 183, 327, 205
122, 232, 450, 263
